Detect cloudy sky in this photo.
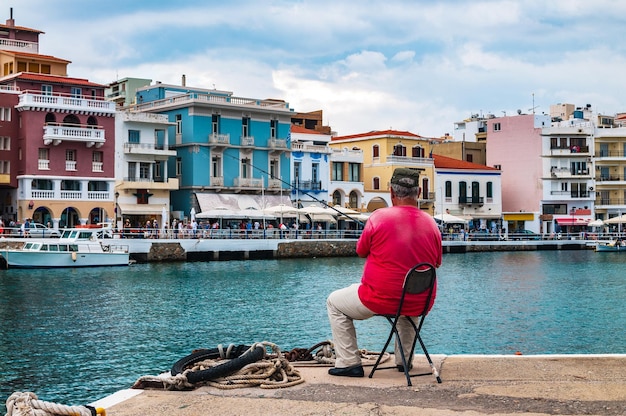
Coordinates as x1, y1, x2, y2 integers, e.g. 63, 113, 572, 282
10, 0, 626, 137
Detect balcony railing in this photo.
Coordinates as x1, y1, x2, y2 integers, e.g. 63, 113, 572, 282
0, 38, 38, 53
18, 91, 116, 114
240, 136, 255, 146
595, 150, 626, 158
291, 142, 329, 153
459, 196, 484, 205
65, 161, 77, 171
269, 138, 288, 149
38, 160, 50, 170
30, 190, 114, 200
596, 174, 625, 182
268, 178, 282, 189
123, 142, 175, 155
234, 177, 263, 187
208, 133, 230, 145
292, 180, 322, 191
92, 162, 103, 172
43, 125, 106, 147
386, 155, 432, 164
210, 176, 224, 186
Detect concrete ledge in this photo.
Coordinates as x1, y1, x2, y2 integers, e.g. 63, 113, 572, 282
101, 355, 626, 416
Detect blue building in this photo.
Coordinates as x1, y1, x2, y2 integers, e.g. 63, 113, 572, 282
134, 80, 294, 221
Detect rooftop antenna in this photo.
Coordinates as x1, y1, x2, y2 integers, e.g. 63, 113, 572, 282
528, 92, 539, 114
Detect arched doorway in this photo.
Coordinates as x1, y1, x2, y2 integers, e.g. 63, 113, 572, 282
367, 197, 388, 212
60, 207, 79, 228
32, 206, 54, 228
89, 207, 108, 225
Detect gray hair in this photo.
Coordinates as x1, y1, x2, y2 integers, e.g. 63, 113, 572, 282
391, 183, 419, 199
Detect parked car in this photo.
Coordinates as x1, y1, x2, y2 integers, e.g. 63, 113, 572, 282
10, 222, 61, 238
510, 229, 542, 241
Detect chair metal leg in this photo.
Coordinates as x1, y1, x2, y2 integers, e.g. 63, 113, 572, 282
416, 334, 442, 383
368, 318, 398, 379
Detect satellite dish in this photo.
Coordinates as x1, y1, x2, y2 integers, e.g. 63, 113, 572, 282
517, 109, 522, 115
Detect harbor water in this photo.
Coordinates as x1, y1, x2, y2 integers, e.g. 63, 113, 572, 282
1, 250, 625, 406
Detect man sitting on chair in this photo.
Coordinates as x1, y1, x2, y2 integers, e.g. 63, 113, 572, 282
326, 168, 443, 377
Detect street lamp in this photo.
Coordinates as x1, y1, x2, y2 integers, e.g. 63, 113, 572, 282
114, 191, 119, 232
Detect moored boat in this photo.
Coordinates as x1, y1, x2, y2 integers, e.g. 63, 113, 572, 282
0, 228, 130, 268
594, 240, 626, 252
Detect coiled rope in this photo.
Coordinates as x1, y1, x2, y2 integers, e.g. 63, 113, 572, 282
5, 392, 104, 416
132, 340, 388, 391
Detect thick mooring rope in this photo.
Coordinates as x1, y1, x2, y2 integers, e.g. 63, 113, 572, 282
5, 392, 103, 416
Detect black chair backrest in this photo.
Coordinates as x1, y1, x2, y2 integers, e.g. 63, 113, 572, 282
404, 262, 436, 295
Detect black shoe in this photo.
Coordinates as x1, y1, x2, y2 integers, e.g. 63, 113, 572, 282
396, 364, 413, 372
328, 365, 364, 377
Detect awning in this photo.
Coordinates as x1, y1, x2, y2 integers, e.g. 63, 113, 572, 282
555, 218, 590, 226
195, 193, 292, 212
119, 203, 166, 216
503, 213, 535, 221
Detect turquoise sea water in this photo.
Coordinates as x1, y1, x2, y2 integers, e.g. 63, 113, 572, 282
1, 250, 625, 406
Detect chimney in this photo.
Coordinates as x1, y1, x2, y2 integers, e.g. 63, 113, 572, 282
182, 74, 186, 87
6, 7, 15, 27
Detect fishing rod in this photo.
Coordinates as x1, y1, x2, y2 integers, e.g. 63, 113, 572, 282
222, 152, 365, 226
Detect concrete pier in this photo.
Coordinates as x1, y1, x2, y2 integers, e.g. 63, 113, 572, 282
95, 354, 626, 416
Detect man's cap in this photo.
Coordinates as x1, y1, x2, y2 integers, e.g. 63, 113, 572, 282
390, 168, 420, 188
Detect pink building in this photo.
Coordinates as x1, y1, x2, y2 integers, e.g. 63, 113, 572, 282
486, 113, 551, 232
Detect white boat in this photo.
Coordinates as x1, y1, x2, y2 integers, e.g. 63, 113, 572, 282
0, 228, 130, 268
595, 240, 626, 252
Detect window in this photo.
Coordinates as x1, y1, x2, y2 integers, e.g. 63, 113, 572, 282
128, 130, 140, 143
139, 162, 151, 180
65, 149, 76, 171
92, 151, 103, 172
270, 119, 278, 139
332, 162, 343, 181
0, 108, 10, 121
348, 163, 360, 181
242, 116, 250, 137
393, 144, 406, 156
293, 161, 301, 183
445, 181, 452, 201
0, 136, 9, 150
241, 157, 251, 178
41, 64, 50, 74
332, 190, 341, 206
312, 163, 319, 183
373, 177, 380, 190
175, 114, 182, 134
493, 123, 501, 131
486, 182, 493, 198
127, 162, 136, 180
212, 114, 220, 134
422, 178, 429, 196
372, 144, 379, 158
412, 146, 424, 158
570, 161, 587, 175
459, 181, 467, 203
71, 87, 82, 98
269, 158, 278, 179
154, 161, 162, 179
0, 160, 9, 174
41, 84, 53, 95
212, 155, 222, 177
176, 158, 182, 176
466, 154, 473, 162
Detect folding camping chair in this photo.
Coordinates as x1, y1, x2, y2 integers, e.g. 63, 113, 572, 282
368, 262, 442, 385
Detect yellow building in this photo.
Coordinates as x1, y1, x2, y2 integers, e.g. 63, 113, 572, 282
330, 130, 437, 212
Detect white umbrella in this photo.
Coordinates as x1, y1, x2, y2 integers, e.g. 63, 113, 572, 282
587, 219, 604, 227
298, 206, 337, 223
433, 213, 468, 224
604, 214, 626, 224
263, 204, 298, 216
190, 207, 196, 222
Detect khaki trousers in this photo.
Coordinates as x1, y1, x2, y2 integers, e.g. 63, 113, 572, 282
327, 283, 417, 368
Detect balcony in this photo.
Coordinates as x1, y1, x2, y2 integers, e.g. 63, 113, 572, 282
29, 189, 115, 200
123, 142, 176, 157
234, 177, 263, 188
65, 161, 77, 171
43, 125, 106, 147
240, 136, 255, 147
208, 133, 230, 147
0, 38, 38, 53
92, 162, 103, 172
291, 142, 330, 153
385, 155, 432, 165
133, 92, 292, 114
269, 138, 288, 149
268, 178, 283, 189
550, 167, 590, 178
596, 174, 625, 182
18, 92, 116, 114
292, 180, 323, 192
210, 176, 224, 187
548, 145, 590, 156
459, 196, 484, 205
116, 177, 179, 191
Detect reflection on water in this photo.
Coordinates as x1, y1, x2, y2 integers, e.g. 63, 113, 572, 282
1, 251, 625, 404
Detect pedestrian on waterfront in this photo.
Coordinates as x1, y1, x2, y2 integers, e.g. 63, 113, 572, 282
326, 168, 443, 377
